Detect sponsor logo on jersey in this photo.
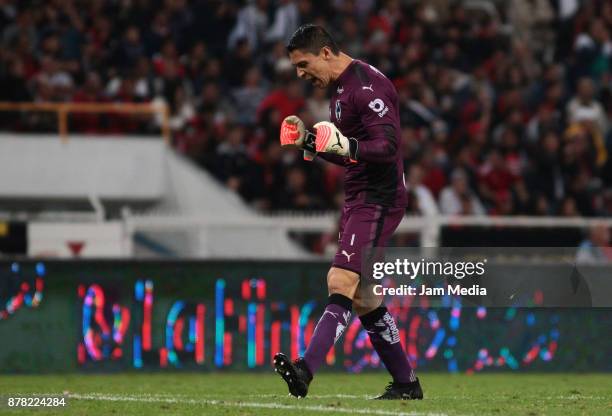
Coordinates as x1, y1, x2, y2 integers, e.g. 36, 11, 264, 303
335, 100, 342, 121
368, 98, 389, 118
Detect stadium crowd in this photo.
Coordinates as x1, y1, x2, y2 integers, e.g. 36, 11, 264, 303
1, 0, 612, 216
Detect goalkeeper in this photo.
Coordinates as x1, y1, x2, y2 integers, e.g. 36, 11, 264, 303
274, 24, 423, 401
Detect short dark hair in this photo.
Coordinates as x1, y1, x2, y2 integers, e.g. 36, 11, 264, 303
286, 24, 340, 55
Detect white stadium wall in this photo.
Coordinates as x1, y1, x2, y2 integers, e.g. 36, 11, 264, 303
27, 222, 129, 258
0, 134, 165, 200
0, 134, 308, 258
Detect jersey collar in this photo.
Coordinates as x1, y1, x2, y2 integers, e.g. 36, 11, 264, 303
333, 59, 358, 89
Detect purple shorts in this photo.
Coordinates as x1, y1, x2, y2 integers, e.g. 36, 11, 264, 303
332, 204, 404, 275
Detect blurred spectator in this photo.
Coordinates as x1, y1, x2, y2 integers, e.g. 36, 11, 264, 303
560, 196, 580, 217
154, 58, 192, 121
0, 59, 30, 102
107, 76, 144, 134
566, 78, 608, 134
225, 38, 254, 88
265, 0, 300, 44
477, 149, 519, 211
573, 17, 612, 81
152, 39, 184, 78
257, 78, 304, 125
507, 0, 554, 53
228, 0, 268, 52
35, 56, 74, 101
439, 169, 486, 216
276, 166, 325, 210
406, 164, 439, 216
213, 125, 255, 198
0, 59, 31, 129
184, 41, 208, 93
195, 82, 233, 127
419, 145, 447, 198
576, 224, 612, 263
0, 0, 612, 214
529, 131, 564, 205
71, 71, 105, 133
113, 26, 145, 70
337, 16, 363, 57
232, 67, 268, 126
305, 86, 329, 123
1, 9, 36, 51
168, 86, 195, 132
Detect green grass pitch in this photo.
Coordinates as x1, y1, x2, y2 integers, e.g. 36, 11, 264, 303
0, 373, 610, 415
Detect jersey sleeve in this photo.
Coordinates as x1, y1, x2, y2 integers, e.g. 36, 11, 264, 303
351, 78, 397, 128
317, 152, 347, 166
350, 83, 399, 163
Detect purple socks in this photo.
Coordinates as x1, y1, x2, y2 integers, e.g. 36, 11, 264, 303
303, 294, 352, 374
303, 296, 415, 384
359, 306, 417, 383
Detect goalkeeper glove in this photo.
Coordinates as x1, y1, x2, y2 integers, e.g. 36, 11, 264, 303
280, 115, 317, 161
313, 121, 358, 161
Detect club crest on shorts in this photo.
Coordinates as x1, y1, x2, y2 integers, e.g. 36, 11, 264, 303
335, 100, 342, 121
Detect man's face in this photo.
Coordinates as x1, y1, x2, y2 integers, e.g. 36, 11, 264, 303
452, 175, 468, 194
591, 225, 610, 246
578, 78, 594, 100
289, 48, 332, 88
408, 165, 423, 186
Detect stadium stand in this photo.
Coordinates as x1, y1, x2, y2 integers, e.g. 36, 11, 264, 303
0, 0, 611, 219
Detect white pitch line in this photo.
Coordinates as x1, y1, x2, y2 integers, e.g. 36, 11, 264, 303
248, 393, 370, 399
68, 392, 449, 416
181, 392, 607, 402
419, 395, 607, 401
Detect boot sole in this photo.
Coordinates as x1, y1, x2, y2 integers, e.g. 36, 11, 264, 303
273, 353, 308, 398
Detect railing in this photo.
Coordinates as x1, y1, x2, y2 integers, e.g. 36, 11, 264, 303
122, 212, 612, 251
9, 210, 612, 257
0, 101, 170, 143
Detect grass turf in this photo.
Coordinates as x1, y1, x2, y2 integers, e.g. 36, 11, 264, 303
0, 373, 610, 416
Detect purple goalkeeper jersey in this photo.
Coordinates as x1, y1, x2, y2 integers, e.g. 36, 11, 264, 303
325, 59, 407, 208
